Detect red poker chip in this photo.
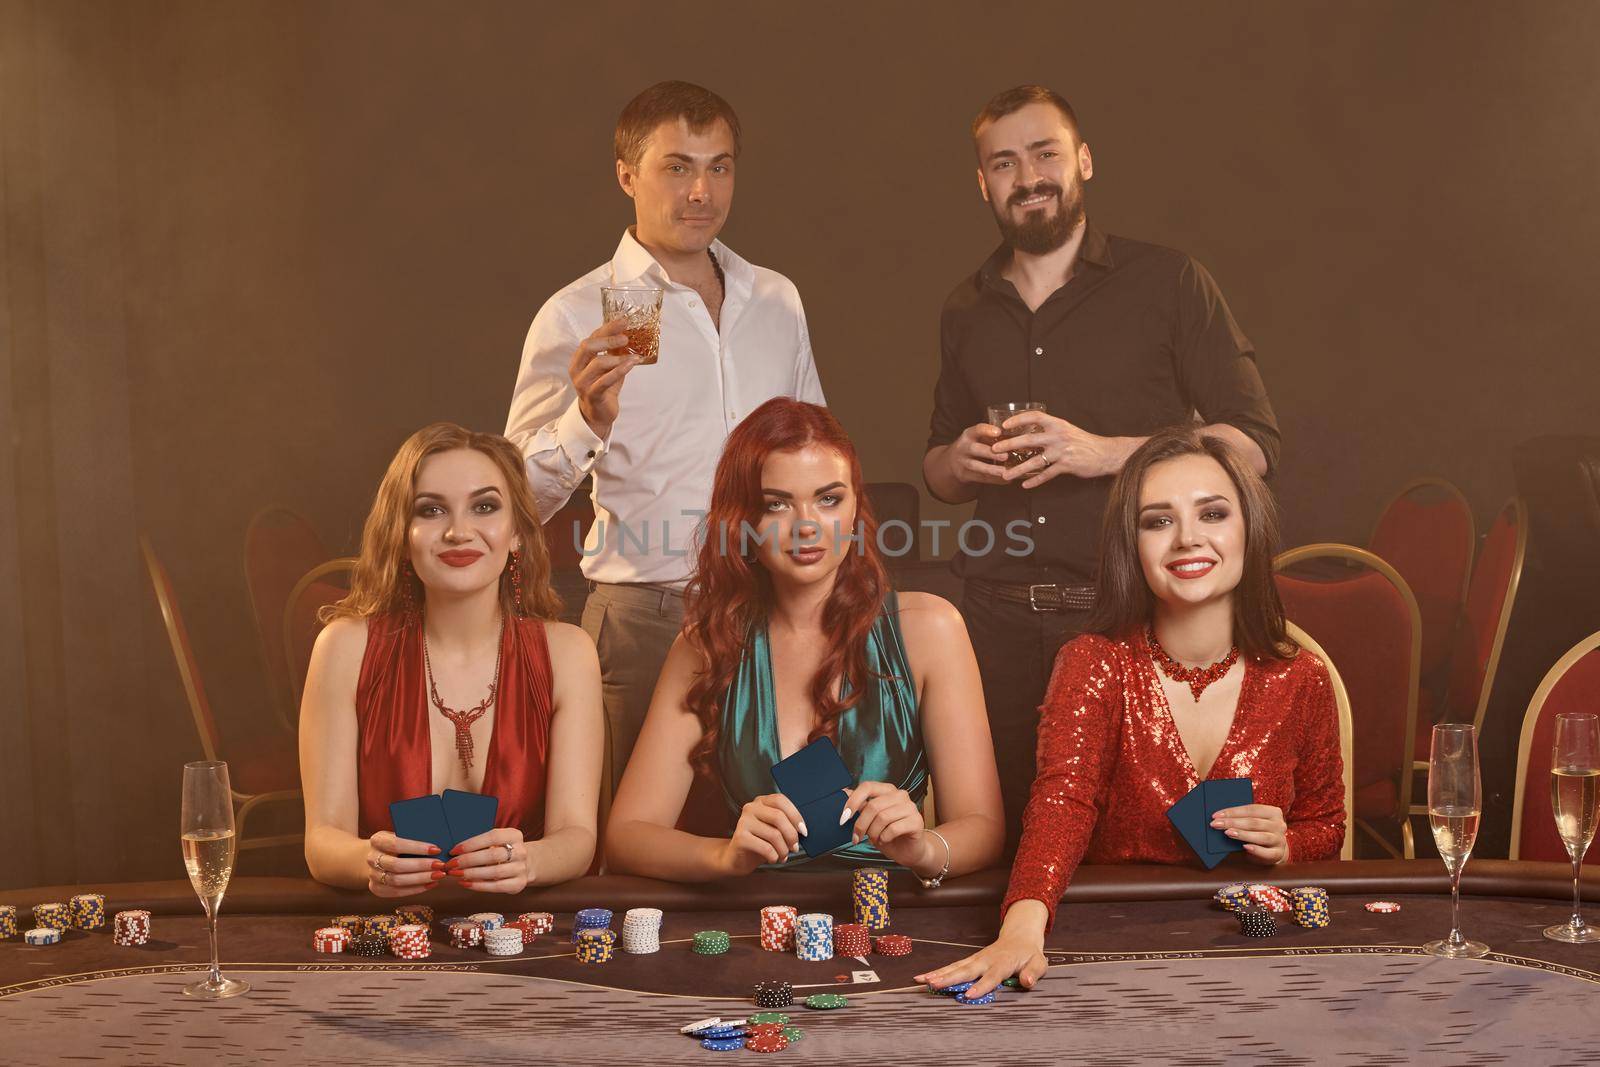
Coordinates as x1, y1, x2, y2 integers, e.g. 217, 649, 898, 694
745, 1035, 790, 1054
1364, 901, 1402, 913
873, 934, 913, 956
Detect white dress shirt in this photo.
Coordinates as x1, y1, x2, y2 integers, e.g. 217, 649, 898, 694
506, 230, 826, 585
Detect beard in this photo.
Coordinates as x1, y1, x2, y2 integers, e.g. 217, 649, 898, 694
993, 177, 1086, 255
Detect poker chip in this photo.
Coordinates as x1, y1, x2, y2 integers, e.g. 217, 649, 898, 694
780, 1025, 804, 1043
469, 911, 505, 932
929, 980, 972, 996
747, 1012, 790, 1025
572, 907, 612, 943
753, 979, 794, 1008
795, 913, 834, 962
699, 1026, 748, 1040
24, 927, 62, 946
760, 905, 798, 952
693, 929, 731, 955
954, 989, 997, 1005
1245, 884, 1291, 913
504, 920, 537, 946
872, 933, 913, 956
833, 922, 871, 957
745, 1031, 790, 1054
1214, 883, 1251, 912
681, 1017, 724, 1035
69, 893, 106, 930
313, 926, 351, 953
518, 911, 555, 935
0, 905, 18, 939
852, 868, 891, 931
331, 913, 363, 933
1290, 886, 1332, 929
395, 904, 433, 927
484, 927, 524, 957
1238, 907, 1277, 937
622, 907, 662, 954
113, 910, 151, 947
362, 914, 398, 940
803, 993, 848, 1010
1365, 901, 1402, 914
448, 920, 484, 948
349, 935, 386, 957
575, 928, 615, 963
700, 1038, 745, 1052
32, 903, 69, 931
389, 923, 431, 959
1000, 976, 1025, 990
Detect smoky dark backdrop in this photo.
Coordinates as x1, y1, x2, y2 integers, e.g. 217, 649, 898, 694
4, 0, 1597, 888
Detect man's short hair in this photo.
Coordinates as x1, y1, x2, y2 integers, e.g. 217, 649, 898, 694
971, 85, 1082, 144
614, 81, 742, 169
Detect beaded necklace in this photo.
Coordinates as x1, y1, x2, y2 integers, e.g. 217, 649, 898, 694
422, 616, 505, 774
1145, 626, 1239, 701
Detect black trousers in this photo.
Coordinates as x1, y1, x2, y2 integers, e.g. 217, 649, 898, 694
960, 584, 1091, 854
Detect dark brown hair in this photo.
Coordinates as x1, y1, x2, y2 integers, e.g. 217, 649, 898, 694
971, 84, 1083, 143
1088, 426, 1293, 660
614, 81, 742, 169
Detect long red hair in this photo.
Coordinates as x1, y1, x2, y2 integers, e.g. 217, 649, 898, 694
684, 398, 889, 773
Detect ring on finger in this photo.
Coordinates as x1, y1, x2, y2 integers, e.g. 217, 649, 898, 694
378, 869, 389, 886
502, 843, 515, 863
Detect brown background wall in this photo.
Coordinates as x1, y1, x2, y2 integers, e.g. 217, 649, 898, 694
3, 0, 1598, 888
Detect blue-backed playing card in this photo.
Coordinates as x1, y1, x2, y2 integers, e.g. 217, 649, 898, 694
442, 789, 498, 848
389, 794, 453, 860
771, 737, 858, 858
1202, 778, 1254, 855
1165, 786, 1223, 868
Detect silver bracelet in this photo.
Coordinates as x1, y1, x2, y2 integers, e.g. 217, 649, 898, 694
918, 828, 952, 888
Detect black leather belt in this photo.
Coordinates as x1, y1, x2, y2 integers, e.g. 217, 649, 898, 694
968, 578, 1096, 613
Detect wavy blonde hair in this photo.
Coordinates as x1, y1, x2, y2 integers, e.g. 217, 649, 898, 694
321, 423, 561, 623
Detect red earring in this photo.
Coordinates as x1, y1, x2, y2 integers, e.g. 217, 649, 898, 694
508, 550, 525, 616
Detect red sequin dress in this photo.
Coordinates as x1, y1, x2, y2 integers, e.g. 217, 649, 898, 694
1003, 631, 1345, 930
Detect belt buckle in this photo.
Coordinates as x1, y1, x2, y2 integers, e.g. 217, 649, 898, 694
1028, 584, 1062, 613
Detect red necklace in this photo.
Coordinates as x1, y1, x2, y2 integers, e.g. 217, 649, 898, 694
422, 617, 505, 775
1146, 627, 1239, 701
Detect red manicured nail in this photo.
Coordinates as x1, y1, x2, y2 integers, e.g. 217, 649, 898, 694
444, 859, 460, 871
449, 844, 462, 856
428, 845, 440, 855
431, 861, 446, 871
430, 871, 445, 880
459, 879, 474, 887
446, 869, 464, 878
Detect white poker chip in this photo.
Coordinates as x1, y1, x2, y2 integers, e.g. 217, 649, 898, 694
681, 1017, 722, 1035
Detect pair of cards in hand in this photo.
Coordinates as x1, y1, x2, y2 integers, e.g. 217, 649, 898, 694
770, 737, 859, 858
389, 790, 498, 860
1166, 778, 1253, 869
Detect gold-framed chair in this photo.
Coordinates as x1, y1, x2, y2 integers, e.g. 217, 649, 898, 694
282, 558, 357, 718
1286, 621, 1356, 861
1275, 544, 1422, 858
1508, 629, 1600, 863
141, 536, 302, 852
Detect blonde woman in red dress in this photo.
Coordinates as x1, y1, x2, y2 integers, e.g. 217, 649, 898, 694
918, 426, 1344, 997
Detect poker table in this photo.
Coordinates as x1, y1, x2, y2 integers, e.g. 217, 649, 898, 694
3, 860, 1598, 1066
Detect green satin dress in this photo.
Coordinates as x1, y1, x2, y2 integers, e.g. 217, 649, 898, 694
716, 589, 928, 868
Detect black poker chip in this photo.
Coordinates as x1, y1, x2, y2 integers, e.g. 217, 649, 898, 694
753, 979, 794, 1008
1238, 907, 1277, 938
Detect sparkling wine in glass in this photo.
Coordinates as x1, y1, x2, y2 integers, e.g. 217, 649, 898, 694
181, 761, 249, 998
1424, 724, 1489, 958
1544, 712, 1600, 943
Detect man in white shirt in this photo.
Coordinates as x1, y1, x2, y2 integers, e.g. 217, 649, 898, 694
507, 81, 825, 792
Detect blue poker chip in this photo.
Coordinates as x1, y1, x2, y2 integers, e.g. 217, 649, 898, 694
954, 989, 997, 1005
700, 1027, 747, 1040
929, 980, 973, 995
700, 1037, 746, 1051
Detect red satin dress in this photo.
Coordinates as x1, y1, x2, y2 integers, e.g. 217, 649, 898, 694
1004, 631, 1346, 930
354, 613, 554, 840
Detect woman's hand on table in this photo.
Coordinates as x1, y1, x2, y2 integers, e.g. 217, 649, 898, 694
448, 828, 531, 893
914, 900, 1050, 1000
365, 831, 444, 898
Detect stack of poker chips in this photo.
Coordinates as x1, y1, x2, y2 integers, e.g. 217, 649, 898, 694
574, 928, 615, 964
803, 993, 848, 1010
692, 1022, 750, 1051
1289, 886, 1331, 928
571, 907, 611, 943
795, 913, 834, 962
852, 869, 891, 930
692, 929, 731, 955
69, 893, 106, 930
24, 927, 62, 946
872, 933, 912, 956
759, 905, 797, 952
448, 920, 484, 949
362, 914, 398, 942
484, 927, 523, 957
113, 910, 151, 946
621, 907, 662, 954
395, 904, 434, 927
469, 911, 505, 932
1245, 884, 1291, 913
32, 902, 69, 931
832, 922, 871, 957
332, 914, 363, 934
0, 905, 18, 939
954, 987, 997, 1006
1238, 907, 1277, 938
753, 980, 794, 1009
517, 911, 555, 936
314, 926, 351, 953
503, 920, 537, 946
1214, 883, 1251, 913
745, 1022, 791, 1054
389, 923, 431, 960
349, 935, 386, 957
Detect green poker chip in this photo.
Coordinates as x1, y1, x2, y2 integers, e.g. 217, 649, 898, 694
691, 929, 731, 955
747, 1012, 789, 1025
803, 993, 848, 1010
780, 1025, 804, 1043
1001, 976, 1025, 990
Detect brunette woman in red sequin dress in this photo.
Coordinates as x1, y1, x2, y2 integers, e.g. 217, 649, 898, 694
918, 426, 1344, 996
299, 423, 604, 897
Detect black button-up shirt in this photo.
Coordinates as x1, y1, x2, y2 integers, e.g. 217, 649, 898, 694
927, 223, 1281, 585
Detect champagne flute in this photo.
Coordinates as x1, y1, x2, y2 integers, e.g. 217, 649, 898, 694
1424, 724, 1489, 958
1544, 712, 1600, 943
181, 761, 249, 998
